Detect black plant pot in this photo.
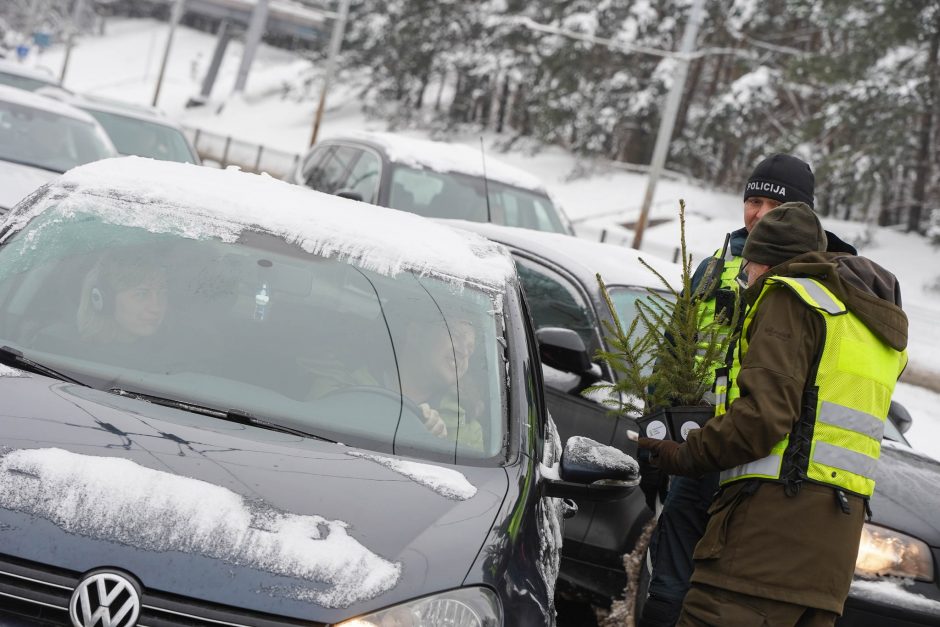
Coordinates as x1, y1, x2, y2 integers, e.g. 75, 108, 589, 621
637, 406, 713, 442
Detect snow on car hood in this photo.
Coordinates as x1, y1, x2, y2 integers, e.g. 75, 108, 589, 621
347, 451, 477, 500
348, 131, 547, 192
849, 579, 940, 616
0, 376, 508, 621
0, 447, 399, 609
0, 160, 57, 212
4, 157, 516, 292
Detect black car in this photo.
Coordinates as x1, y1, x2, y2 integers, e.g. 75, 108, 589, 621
290, 132, 574, 235
0, 157, 638, 626
454, 221, 940, 624
450, 220, 683, 605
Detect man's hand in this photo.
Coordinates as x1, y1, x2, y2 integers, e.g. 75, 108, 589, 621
419, 403, 448, 438
634, 434, 682, 475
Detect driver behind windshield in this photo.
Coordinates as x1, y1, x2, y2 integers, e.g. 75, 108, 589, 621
77, 250, 169, 344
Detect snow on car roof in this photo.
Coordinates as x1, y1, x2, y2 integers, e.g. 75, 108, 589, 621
0, 84, 99, 124
344, 131, 547, 192
0, 59, 58, 83
0, 447, 400, 608
444, 220, 682, 291
13, 157, 516, 292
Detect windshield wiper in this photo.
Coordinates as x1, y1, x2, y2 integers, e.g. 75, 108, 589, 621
0, 346, 88, 386
108, 388, 335, 442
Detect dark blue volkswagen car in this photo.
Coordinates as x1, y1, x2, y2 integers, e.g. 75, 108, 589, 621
0, 157, 638, 626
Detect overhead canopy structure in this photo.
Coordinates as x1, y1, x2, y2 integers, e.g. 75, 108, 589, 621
186, 0, 330, 43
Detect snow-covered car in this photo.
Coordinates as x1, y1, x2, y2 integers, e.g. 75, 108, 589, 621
449, 220, 681, 606
0, 59, 65, 93
454, 221, 940, 625
290, 132, 574, 235
0, 85, 116, 214
0, 157, 638, 627
36, 88, 201, 164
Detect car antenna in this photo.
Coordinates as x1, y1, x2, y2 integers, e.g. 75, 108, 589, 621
480, 137, 492, 223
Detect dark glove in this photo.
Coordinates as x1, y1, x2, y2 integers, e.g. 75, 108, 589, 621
638, 457, 667, 511
637, 437, 682, 475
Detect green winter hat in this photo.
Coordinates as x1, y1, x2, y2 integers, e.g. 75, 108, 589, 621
743, 202, 827, 267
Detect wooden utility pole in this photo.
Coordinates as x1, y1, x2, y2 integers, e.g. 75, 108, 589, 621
309, 0, 351, 147
631, 0, 706, 250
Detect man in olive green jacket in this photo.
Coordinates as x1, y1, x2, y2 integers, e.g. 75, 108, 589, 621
638, 203, 908, 626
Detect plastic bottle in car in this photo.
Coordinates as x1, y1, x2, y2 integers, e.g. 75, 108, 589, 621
254, 283, 269, 321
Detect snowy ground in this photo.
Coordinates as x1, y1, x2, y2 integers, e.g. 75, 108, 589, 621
22, 17, 940, 460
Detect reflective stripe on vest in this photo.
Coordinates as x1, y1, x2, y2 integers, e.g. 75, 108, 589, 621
718, 276, 906, 498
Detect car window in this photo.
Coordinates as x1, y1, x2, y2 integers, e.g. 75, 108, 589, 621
84, 109, 196, 164
0, 71, 53, 92
342, 149, 380, 202
0, 100, 115, 173
513, 257, 600, 359
304, 145, 360, 194
0, 206, 508, 465
388, 164, 566, 233
489, 188, 566, 233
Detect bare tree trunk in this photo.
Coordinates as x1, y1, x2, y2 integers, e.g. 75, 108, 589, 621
496, 74, 511, 133
674, 56, 704, 140
909, 27, 940, 233
434, 68, 446, 112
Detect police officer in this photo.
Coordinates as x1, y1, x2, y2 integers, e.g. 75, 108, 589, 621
638, 203, 908, 626
639, 154, 857, 627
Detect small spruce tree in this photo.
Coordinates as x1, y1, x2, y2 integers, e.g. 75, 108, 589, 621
588, 200, 738, 417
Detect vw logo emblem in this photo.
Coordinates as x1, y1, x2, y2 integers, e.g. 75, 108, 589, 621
69, 570, 141, 627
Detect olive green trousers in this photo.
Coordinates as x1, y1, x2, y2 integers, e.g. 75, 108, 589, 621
677, 584, 839, 627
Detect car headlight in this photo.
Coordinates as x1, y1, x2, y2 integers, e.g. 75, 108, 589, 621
855, 522, 934, 582
335, 587, 501, 627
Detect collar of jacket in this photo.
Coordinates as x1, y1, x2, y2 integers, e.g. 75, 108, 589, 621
743, 251, 908, 351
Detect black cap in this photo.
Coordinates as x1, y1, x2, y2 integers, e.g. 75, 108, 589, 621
743, 202, 827, 266
744, 153, 815, 208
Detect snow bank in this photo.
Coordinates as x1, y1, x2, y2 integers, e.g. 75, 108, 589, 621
10, 157, 516, 293
346, 451, 477, 501
0, 448, 400, 608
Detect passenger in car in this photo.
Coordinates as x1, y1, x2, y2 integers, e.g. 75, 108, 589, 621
304, 316, 485, 451
399, 318, 484, 450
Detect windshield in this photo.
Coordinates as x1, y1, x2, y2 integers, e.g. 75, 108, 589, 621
85, 109, 196, 163
0, 71, 55, 92
389, 164, 567, 233
0, 100, 115, 173
0, 205, 506, 465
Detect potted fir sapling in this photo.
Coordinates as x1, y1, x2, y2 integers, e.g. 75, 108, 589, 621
588, 200, 738, 442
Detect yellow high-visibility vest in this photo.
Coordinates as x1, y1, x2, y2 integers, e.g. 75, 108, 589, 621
696, 247, 743, 397
718, 276, 907, 498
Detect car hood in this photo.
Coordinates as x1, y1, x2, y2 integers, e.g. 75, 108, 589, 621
0, 160, 58, 212
0, 374, 508, 622
871, 442, 940, 547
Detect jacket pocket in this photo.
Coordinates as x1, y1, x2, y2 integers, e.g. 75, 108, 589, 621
693, 482, 756, 560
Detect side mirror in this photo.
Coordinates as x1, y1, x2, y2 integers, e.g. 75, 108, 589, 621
888, 400, 913, 434
336, 189, 364, 202
536, 327, 592, 375
542, 436, 639, 502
